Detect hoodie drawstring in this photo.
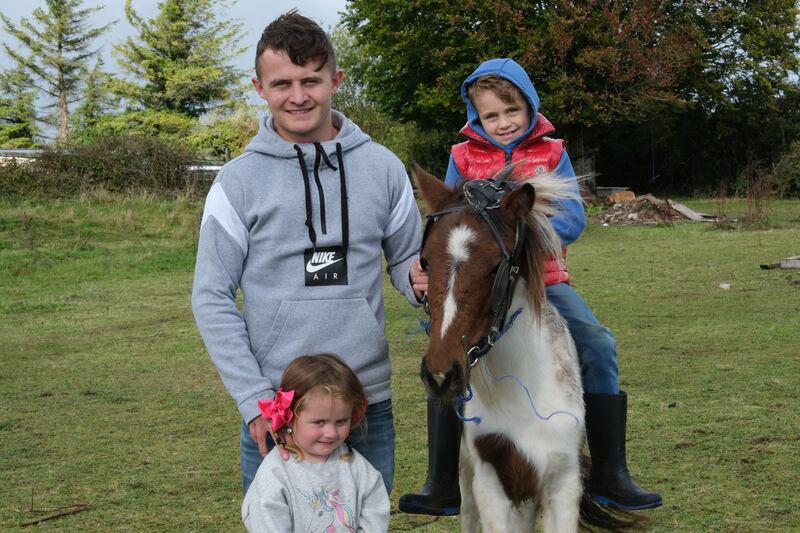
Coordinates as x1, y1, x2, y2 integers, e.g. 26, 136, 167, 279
294, 143, 348, 256
312, 142, 329, 234
295, 145, 317, 246
335, 143, 349, 254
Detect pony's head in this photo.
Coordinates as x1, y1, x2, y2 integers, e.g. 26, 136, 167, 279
413, 164, 570, 400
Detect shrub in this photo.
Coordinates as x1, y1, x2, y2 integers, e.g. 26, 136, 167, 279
0, 134, 202, 197
406, 127, 459, 178
90, 109, 197, 145
770, 140, 800, 198
189, 103, 260, 160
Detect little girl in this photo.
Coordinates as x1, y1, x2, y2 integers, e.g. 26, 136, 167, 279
241, 353, 390, 532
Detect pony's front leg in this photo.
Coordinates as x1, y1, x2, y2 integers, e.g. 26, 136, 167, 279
539, 454, 582, 533
458, 440, 480, 533
470, 458, 522, 533
516, 501, 536, 530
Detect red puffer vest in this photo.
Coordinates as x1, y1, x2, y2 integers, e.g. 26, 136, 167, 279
451, 113, 570, 286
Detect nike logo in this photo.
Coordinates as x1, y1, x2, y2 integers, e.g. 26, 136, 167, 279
306, 258, 343, 273
306, 251, 343, 273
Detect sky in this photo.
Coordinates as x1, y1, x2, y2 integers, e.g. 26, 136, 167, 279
0, 0, 349, 80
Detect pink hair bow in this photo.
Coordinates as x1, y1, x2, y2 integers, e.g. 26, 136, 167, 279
258, 388, 295, 431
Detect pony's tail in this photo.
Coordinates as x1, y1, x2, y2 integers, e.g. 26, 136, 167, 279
579, 455, 650, 532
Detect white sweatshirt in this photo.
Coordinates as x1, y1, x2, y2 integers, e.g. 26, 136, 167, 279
242, 444, 389, 532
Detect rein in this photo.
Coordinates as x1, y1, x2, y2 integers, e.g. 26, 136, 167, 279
421, 166, 525, 366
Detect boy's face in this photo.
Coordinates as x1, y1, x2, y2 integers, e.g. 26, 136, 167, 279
252, 48, 343, 143
472, 89, 531, 146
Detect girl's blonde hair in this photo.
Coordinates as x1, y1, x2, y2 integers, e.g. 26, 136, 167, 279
278, 353, 368, 461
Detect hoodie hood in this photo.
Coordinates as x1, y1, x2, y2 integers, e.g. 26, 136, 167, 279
461, 58, 541, 151
244, 109, 372, 163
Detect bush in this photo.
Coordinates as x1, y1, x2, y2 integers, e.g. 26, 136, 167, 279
90, 109, 197, 145
0, 134, 202, 197
406, 127, 460, 178
770, 140, 800, 198
189, 103, 260, 160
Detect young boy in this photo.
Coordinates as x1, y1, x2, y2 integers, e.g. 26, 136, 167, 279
399, 58, 663, 514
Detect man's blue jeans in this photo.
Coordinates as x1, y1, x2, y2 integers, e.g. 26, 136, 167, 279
546, 282, 619, 394
240, 398, 396, 495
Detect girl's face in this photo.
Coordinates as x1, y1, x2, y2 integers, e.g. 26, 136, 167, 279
290, 392, 353, 463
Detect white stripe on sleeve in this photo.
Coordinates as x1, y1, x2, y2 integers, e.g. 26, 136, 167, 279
201, 182, 249, 255
384, 180, 415, 237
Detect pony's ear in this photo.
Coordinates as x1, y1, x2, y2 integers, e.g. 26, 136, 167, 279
501, 183, 535, 222
412, 163, 457, 213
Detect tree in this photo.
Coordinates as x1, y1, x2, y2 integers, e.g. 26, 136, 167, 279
591, 0, 800, 193
112, 0, 246, 119
0, 0, 114, 143
189, 101, 260, 159
687, 0, 799, 111
91, 108, 198, 145
332, 24, 447, 173
0, 67, 40, 148
343, 0, 800, 192
685, 0, 800, 179
342, 0, 695, 131
70, 58, 119, 144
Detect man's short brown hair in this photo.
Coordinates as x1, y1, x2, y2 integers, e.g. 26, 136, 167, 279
255, 9, 336, 79
467, 76, 524, 106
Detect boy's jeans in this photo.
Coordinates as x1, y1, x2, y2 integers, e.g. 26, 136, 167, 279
240, 398, 396, 496
546, 282, 620, 395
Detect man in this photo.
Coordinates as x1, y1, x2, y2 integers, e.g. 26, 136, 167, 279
191, 10, 427, 495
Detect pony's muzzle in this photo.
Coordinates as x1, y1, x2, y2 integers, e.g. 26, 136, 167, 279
420, 358, 466, 400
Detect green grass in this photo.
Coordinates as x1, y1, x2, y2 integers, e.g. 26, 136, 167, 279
1, 193, 798, 531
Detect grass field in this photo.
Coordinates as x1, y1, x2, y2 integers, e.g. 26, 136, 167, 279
1, 192, 798, 531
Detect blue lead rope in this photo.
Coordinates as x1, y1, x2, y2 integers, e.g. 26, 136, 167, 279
495, 307, 523, 342
454, 307, 580, 427
455, 385, 481, 424
455, 307, 523, 424
480, 355, 581, 427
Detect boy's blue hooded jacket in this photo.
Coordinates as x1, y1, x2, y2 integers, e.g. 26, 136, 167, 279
445, 58, 585, 246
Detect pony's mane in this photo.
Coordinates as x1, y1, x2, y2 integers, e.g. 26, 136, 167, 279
493, 168, 582, 318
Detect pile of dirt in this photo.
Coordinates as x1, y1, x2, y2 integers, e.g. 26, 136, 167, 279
588, 194, 692, 226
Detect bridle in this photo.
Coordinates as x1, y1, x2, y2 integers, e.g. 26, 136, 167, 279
420, 167, 525, 367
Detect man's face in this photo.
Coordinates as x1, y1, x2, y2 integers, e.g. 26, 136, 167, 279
252, 48, 343, 143
472, 89, 531, 146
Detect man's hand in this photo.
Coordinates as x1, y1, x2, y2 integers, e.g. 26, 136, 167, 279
248, 415, 292, 461
410, 258, 428, 300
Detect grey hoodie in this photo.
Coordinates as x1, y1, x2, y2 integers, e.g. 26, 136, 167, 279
192, 111, 421, 424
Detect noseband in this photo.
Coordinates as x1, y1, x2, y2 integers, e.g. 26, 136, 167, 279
421, 167, 525, 366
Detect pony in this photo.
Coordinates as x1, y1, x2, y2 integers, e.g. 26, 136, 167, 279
413, 164, 644, 533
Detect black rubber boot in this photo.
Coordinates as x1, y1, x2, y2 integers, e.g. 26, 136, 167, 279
398, 399, 461, 515
585, 390, 663, 510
